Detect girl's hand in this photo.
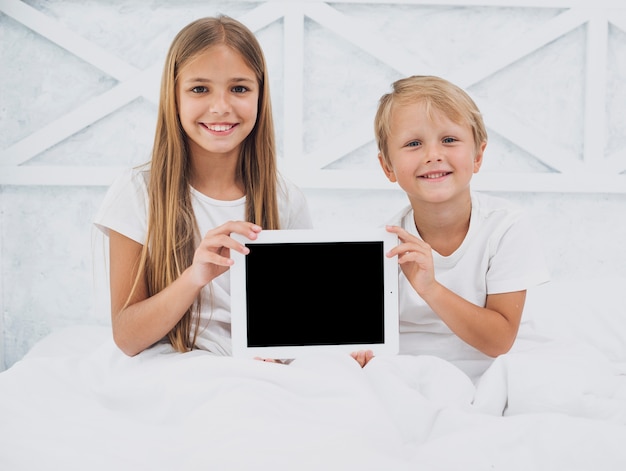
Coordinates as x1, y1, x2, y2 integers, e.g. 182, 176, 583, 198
254, 357, 290, 365
350, 350, 374, 368
188, 221, 262, 287
385, 225, 437, 297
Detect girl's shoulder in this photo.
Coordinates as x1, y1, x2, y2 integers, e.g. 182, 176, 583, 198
276, 173, 309, 207
276, 173, 302, 196
102, 164, 150, 197
276, 173, 313, 229
123, 164, 151, 189
94, 165, 151, 241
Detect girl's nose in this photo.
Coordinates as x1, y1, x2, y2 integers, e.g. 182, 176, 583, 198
210, 91, 231, 114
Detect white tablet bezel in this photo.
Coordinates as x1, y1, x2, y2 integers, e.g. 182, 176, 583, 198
230, 228, 399, 359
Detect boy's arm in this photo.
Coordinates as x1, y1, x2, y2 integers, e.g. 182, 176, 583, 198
385, 224, 527, 358
418, 283, 526, 357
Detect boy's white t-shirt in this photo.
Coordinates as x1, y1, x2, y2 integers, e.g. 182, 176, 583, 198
389, 191, 550, 380
94, 167, 313, 355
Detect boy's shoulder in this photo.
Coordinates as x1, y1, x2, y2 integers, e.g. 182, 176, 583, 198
385, 204, 413, 227
471, 191, 530, 238
471, 190, 519, 209
471, 191, 524, 217
385, 192, 526, 230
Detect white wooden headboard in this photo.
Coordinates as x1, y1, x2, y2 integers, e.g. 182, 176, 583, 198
1, 0, 625, 369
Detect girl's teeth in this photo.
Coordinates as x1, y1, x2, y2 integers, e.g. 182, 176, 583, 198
208, 124, 232, 131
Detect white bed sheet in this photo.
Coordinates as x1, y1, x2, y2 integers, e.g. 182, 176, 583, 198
1, 277, 625, 470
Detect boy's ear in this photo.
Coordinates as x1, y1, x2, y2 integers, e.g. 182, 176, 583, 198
378, 153, 397, 182
473, 141, 486, 173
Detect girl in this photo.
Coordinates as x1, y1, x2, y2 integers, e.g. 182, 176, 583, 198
353, 75, 550, 381
95, 16, 312, 357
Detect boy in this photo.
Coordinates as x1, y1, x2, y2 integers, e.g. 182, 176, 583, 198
352, 76, 549, 381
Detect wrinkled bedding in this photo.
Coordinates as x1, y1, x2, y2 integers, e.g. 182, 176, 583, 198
1, 277, 625, 470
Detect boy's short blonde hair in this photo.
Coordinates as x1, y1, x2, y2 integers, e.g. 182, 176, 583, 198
374, 75, 488, 167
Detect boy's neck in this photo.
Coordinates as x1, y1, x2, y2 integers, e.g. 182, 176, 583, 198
410, 195, 472, 257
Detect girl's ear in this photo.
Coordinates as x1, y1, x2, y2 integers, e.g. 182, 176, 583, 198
473, 141, 487, 173
378, 153, 397, 182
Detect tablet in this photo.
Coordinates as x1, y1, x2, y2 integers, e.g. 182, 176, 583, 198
230, 228, 399, 359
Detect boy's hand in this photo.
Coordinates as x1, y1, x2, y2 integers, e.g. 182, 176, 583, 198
385, 225, 437, 297
350, 349, 374, 368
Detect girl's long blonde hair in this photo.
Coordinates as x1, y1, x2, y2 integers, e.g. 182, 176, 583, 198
131, 16, 281, 352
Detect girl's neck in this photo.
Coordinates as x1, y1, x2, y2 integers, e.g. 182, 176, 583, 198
410, 194, 472, 256
189, 152, 244, 201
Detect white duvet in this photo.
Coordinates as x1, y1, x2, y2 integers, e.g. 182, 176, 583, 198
1, 277, 626, 470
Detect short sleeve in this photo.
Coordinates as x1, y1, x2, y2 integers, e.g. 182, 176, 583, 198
486, 210, 551, 294
277, 176, 313, 229
93, 168, 149, 245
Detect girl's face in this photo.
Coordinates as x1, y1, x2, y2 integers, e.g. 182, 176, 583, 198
379, 101, 485, 206
177, 44, 259, 162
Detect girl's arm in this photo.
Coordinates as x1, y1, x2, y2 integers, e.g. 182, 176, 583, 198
109, 221, 261, 356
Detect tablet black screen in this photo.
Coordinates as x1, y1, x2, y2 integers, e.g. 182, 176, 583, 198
244, 241, 385, 347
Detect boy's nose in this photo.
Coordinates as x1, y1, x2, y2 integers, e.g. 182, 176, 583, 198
424, 145, 443, 163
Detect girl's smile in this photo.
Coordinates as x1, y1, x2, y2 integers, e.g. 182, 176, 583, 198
202, 123, 238, 133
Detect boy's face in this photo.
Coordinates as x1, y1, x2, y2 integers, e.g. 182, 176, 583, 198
378, 101, 485, 205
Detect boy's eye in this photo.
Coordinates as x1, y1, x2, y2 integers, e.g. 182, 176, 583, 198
442, 137, 457, 144
191, 86, 208, 93
406, 140, 421, 148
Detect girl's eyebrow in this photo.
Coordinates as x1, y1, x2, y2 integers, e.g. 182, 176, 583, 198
182, 77, 256, 84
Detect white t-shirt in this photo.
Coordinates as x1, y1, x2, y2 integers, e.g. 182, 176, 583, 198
94, 167, 313, 355
389, 191, 550, 380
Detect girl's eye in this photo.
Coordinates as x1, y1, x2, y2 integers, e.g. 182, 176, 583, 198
232, 85, 248, 94
191, 86, 208, 94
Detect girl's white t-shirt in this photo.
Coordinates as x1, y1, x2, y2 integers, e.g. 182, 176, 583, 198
389, 191, 550, 380
94, 167, 313, 355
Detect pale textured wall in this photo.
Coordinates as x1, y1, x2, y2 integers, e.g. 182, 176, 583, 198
1, 0, 625, 370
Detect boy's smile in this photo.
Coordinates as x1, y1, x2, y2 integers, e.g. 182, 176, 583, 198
418, 171, 452, 180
